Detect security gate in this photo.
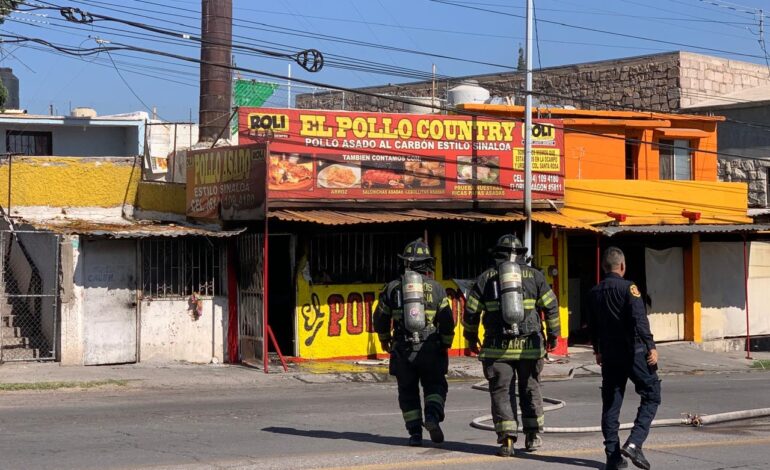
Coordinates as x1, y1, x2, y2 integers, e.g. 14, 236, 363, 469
237, 233, 265, 366
1, 230, 60, 362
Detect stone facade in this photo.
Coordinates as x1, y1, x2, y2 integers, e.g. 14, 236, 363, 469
719, 158, 770, 207
297, 52, 684, 113
679, 52, 770, 108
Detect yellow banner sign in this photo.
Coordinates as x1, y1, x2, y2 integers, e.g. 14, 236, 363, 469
513, 148, 562, 172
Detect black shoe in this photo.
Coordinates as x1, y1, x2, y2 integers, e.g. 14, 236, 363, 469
605, 455, 629, 470
408, 433, 423, 447
524, 432, 542, 451
424, 419, 444, 444
621, 443, 650, 470
496, 436, 516, 457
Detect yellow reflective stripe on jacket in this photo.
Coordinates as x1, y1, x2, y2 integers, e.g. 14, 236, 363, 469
486, 300, 500, 311
537, 290, 557, 308
523, 299, 537, 309
546, 316, 560, 330
466, 295, 480, 312
479, 347, 544, 361
438, 297, 450, 310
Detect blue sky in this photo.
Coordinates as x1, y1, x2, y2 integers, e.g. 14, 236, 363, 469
2, 0, 770, 121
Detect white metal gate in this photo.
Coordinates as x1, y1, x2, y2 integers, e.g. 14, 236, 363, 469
82, 239, 138, 365
0, 230, 60, 362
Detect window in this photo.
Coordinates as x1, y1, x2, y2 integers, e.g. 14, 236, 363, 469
442, 230, 502, 279
309, 231, 421, 284
625, 139, 638, 180
6, 131, 53, 155
659, 139, 692, 180
141, 238, 224, 298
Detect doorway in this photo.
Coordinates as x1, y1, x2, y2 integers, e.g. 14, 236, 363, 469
268, 234, 296, 356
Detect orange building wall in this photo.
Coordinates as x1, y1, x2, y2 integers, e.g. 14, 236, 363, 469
564, 122, 718, 182
564, 126, 626, 179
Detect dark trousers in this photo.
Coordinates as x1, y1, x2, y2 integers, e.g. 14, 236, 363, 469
391, 341, 449, 434
482, 358, 544, 441
601, 349, 662, 455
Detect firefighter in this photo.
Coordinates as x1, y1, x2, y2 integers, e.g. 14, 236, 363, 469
373, 238, 455, 447
463, 234, 560, 457
589, 247, 660, 470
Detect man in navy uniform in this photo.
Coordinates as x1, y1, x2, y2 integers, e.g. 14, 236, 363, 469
589, 247, 661, 470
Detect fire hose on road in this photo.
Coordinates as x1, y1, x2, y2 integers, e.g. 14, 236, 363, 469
469, 369, 770, 433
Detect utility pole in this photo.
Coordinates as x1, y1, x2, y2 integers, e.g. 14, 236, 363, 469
288, 64, 292, 108
524, 0, 534, 258
199, 0, 233, 142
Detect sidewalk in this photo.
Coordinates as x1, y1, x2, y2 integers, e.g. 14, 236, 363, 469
0, 342, 767, 391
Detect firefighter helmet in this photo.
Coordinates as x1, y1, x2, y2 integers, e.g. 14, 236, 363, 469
493, 234, 528, 255
398, 238, 433, 262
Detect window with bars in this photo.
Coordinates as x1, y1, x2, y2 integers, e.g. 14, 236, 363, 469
309, 231, 421, 284
6, 131, 53, 156
442, 230, 502, 280
141, 238, 223, 298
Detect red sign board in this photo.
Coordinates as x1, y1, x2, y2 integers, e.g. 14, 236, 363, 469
238, 108, 564, 203
186, 144, 267, 220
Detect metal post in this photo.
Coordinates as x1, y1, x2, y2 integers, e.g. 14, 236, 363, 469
743, 235, 752, 360
523, 0, 534, 259
287, 64, 292, 108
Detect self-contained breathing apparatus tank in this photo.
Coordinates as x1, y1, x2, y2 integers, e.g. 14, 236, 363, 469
401, 270, 427, 342
494, 256, 525, 336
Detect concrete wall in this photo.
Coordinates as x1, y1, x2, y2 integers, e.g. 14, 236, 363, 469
139, 296, 226, 364
0, 156, 186, 218
679, 52, 770, 108
0, 124, 140, 157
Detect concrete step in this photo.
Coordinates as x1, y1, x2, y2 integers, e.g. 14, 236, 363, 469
0, 347, 42, 361
1, 325, 21, 337
1, 314, 17, 327
1, 336, 31, 347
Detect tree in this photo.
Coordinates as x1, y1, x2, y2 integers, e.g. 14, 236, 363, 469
0, 0, 21, 24
517, 44, 526, 71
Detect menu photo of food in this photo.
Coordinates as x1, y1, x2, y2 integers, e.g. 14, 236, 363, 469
269, 153, 314, 191
316, 160, 361, 189
457, 155, 500, 185
404, 158, 445, 189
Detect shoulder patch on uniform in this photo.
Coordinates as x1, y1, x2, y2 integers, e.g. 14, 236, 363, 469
630, 285, 641, 297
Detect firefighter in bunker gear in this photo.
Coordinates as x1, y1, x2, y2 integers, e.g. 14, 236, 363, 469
373, 239, 456, 447
589, 247, 660, 470
463, 234, 560, 457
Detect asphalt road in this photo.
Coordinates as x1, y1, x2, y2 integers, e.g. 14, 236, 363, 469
1, 371, 769, 469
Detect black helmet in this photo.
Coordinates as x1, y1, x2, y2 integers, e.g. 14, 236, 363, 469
493, 234, 527, 255
398, 238, 433, 262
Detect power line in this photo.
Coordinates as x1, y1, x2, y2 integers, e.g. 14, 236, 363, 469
6, 31, 770, 167
430, 0, 770, 61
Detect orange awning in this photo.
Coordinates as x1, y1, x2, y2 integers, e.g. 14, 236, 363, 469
654, 128, 712, 138
268, 209, 526, 225
530, 211, 601, 232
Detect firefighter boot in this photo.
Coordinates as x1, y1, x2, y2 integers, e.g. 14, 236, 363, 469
621, 443, 650, 470
407, 425, 423, 447
424, 417, 444, 444
606, 452, 629, 470
524, 432, 542, 451
496, 436, 516, 457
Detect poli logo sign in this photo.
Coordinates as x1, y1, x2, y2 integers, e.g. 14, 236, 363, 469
248, 113, 290, 133
522, 123, 556, 145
